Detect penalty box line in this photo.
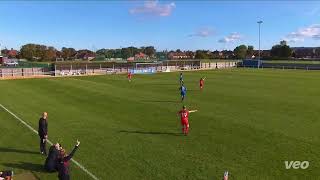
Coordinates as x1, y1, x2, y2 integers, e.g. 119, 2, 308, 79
0, 104, 99, 180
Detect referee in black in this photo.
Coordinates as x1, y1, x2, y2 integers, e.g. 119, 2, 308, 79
38, 112, 48, 155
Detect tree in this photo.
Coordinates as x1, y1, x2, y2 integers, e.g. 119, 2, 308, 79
195, 50, 212, 59
128, 46, 139, 57
247, 45, 254, 57
61, 47, 76, 60
195, 50, 206, 59
20, 44, 36, 61
185, 51, 194, 59
121, 48, 131, 59
280, 40, 287, 46
75, 49, 95, 60
1, 48, 9, 56
270, 41, 292, 58
234, 45, 247, 59
114, 49, 122, 58
105, 49, 115, 59
96, 49, 107, 56
315, 47, 320, 57
156, 51, 167, 60
212, 50, 220, 59
144, 46, 156, 57
43, 46, 57, 61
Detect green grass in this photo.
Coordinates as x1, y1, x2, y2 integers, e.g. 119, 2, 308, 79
0, 69, 320, 179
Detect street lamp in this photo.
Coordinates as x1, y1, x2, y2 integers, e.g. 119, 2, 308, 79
257, 20, 263, 68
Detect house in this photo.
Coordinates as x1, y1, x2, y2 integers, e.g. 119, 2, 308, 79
83, 54, 96, 61
7, 48, 18, 58
211, 50, 221, 59
253, 50, 271, 59
220, 50, 234, 59
292, 47, 320, 59
75, 50, 96, 60
134, 52, 149, 61
127, 57, 134, 61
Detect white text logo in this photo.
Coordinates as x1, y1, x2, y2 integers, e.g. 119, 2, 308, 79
285, 161, 309, 169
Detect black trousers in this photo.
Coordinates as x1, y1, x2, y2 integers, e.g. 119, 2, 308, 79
39, 136, 47, 154
59, 174, 70, 180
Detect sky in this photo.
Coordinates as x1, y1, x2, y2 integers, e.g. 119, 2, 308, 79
0, 0, 320, 51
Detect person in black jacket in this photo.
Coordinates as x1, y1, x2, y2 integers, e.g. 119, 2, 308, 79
0, 170, 13, 180
38, 112, 48, 155
57, 140, 80, 180
44, 143, 62, 172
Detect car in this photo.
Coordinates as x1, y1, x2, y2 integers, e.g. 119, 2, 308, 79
4, 61, 19, 66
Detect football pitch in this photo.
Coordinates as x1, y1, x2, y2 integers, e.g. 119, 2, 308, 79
0, 69, 320, 179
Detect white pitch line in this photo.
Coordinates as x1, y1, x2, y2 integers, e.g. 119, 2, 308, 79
0, 103, 99, 180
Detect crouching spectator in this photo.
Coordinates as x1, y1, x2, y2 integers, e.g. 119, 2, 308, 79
57, 140, 80, 180
44, 143, 62, 172
0, 170, 13, 180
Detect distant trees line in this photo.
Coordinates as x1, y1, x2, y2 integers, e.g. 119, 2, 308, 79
1, 41, 320, 62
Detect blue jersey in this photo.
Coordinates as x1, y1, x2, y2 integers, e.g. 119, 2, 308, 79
180, 86, 187, 95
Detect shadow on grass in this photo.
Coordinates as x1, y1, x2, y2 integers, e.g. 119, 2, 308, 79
2, 162, 45, 173
0, 147, 39, 155
142, 100, 181, 103
119, 130, 182, 136
148, 83, 178, 86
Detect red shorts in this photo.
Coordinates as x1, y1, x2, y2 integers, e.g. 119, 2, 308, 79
181, 119, 189, 126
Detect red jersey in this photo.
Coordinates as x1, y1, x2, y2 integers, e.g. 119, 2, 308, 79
128, 73, 132, 79
179, 109, 189, 122
200, 79, 204, 86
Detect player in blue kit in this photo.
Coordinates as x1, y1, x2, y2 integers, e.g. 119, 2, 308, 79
179, 73, 183, 85
180, 84, 187, 102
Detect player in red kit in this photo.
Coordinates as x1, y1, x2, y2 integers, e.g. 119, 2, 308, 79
178, 105, 197, 135
199, 77, 206, 90
127, 72, 132, 82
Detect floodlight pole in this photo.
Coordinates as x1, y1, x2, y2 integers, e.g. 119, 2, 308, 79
257, 20, 263, 68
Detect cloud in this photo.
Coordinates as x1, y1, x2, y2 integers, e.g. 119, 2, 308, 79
188, 28, 214, 37
129, 0, 176, 17
284, 24, 320, 43
283, 37, 304, 43
218, 32, 242, 43
313, 34, 320, 39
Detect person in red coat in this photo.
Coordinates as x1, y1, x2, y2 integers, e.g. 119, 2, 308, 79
57, 140, 80, 180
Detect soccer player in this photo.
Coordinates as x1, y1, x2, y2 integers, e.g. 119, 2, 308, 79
38, 112, 48, 155
0, 170, 13, 180
179, 84, 187, 101
128, 72, 132, 82
179, 73, 183, 85
57, 140, 80, 180
199, 77, 206, 90
178, 105, 197, 135
44, 143, 62, 172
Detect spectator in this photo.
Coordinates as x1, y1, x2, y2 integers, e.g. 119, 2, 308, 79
57, 140, 80, 180
0, 170, 13, 180
38, 112, 48, 155
44, 143, 62, 172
